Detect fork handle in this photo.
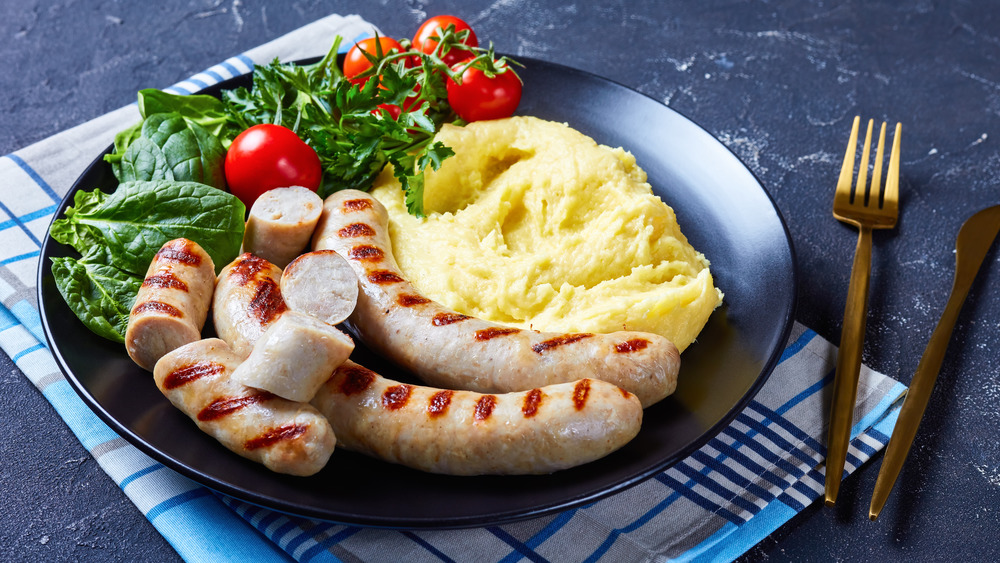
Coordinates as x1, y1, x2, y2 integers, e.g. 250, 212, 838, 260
824, 224, 874, 506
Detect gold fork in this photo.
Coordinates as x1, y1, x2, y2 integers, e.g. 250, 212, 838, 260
824, 116, 901, 506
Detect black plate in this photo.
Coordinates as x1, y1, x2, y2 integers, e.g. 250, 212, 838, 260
37, 57, 796, 528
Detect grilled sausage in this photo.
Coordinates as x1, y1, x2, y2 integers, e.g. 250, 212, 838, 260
311, 361, 642, 475
126, 238, 215, 371
280, 250, 359, 326
232, 311, 354, 402
311, 190, 680, 407
241, 186, 324, 268
153, 338, 336, 476
212, 253, 287, 359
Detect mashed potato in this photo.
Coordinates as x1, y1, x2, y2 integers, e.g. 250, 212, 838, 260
370, 116, 721, 352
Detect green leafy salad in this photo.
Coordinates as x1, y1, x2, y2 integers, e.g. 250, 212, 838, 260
50, 22, 522, 344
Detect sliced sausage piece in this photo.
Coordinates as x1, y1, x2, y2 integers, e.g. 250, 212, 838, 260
311, 360, 642, 475
232, 311, 354, 402
280, 250, 359, 326
153, 338, 336, 476
311, 190, 680, 408
212, 253, 287, 359
241, 186, 323, 268
126, 238, 215, 371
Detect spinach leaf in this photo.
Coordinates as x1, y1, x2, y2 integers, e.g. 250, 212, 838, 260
138, 89, 236, 142
116, 136, 174, 183
141, 113, 228, 189
50, 257, 142, 343
60, 180, 245, 276
112, 121, 143, 156
50, 189, 108, 254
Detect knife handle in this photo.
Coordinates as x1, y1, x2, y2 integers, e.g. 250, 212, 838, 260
825, 225, 873, 506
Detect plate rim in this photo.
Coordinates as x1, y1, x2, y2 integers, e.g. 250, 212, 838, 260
36, 55, 797, 528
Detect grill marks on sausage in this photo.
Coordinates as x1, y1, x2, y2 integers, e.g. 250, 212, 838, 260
156, 240, 202, 266
474, 395, 497, 421
573, 379, 591, 410
338, 223, 376, 238
163, 362, 224, 389
475, 327, 522, 341
532, 333, 594, 354
382, 384, 413, 410
349, 245, 384, 262
432, 312, 471, 326
244, 423, 307, 451
339, 365, 376, 395
427, 390, 454, 417
522, 389, 543, 418
198, 391, 276, 421
397, 294, 431, 307
342, 198, 373, 212
249, 279, 287, 324
367, 270, 404, 285
132, 301, 183, 318
228, 253, 270, 286
142, 273, 188, 292
615, 338, 650, 353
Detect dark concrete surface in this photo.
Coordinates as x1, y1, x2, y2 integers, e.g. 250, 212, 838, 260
3, 1, 1000, 561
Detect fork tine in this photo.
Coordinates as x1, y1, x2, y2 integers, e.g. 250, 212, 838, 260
855, 119, 874, 205
836, 116, 861, 205
868, 122, 887, 208
884, 123, 902, 214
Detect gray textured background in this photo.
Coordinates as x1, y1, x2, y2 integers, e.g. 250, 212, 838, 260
3, 1, 1000, 561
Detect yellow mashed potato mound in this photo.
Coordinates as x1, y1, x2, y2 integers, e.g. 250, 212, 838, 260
370, 116, 722, 352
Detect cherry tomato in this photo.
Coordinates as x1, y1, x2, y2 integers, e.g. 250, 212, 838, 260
224, 124, 322, 207
343, 36, 404, 85
413, 15, 478, 67
446, 65, 522, 122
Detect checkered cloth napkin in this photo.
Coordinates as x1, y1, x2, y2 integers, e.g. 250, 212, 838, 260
0, 13, 907, 563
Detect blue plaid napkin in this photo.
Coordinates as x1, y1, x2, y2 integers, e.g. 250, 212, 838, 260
0, 13, 906, 562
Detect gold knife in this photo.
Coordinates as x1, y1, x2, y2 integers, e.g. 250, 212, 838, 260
869, 205, 1000, 520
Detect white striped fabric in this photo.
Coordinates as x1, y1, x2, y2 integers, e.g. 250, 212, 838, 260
0, 12, 906, 563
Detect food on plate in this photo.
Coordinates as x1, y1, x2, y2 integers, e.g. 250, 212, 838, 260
224, 124, 323, 208
371, 116, 722, 353
232, 311, 354, 402
212, 253, 287, 359
241, 186, 324, 268
311, 361, 642, 475
125, 238, 216, 371
154, 338, 336, 476
47, 18, 722, 479
313, 189, 679, 408
280, 250, 359, 326
49, 180, 245, 342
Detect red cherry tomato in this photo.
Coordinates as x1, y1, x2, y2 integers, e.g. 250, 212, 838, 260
224, 124, 322, 207
413, 15, 478, 67
446, 65, 522, 122
343, 36, 404, 85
